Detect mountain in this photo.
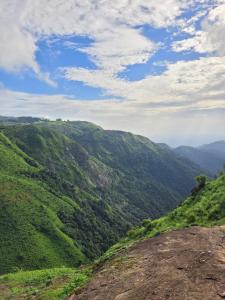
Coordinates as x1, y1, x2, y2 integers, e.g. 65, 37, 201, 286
0, 118, 202, 274
0, 132, 86, 275
44, 121, 201, 201
174, 142, 225, 176
199, 140, 225, 158
0, 115, 43, 124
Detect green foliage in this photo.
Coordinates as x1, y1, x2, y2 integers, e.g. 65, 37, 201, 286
0, 120, 202, 274
0, 267, 91, 299
117, 174, 225, 245
2, 173, 225, 298
195, 174, 207, 187
0, 133, 85, 274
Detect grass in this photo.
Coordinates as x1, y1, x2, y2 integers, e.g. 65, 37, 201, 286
0, 267, 91, 300
0, 132, 86, 274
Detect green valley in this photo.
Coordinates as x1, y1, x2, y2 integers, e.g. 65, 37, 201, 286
1, 163, 225, 299
0, 118, 201, 275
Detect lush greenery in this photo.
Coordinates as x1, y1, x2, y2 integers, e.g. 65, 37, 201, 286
123, 172, 225, 243
0, 267, 91, 299
2, 172, 225, 299
0, 118, 201, 274
0, 132, 86, 274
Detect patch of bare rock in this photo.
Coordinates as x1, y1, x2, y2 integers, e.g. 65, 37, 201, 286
71, 226, 225, 300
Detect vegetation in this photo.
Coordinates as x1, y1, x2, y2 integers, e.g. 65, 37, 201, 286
0, 119, 202, 274
0, 132, 86, 274
0, 116, 224, 298
0, 267, 91, 299
120, 173, 225, 244
2, 172, 225, 299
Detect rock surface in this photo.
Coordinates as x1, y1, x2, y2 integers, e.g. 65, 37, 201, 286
73, 226, 225, 300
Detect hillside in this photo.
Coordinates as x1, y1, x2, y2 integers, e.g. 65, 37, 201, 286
200, 141, 225, 160
45, 120, 201, 201
0, 129, 133, 274
175, 142, 225, 176
1, 173, 225, 299
0, 132, 85, 274
73, 173, 225, 299
125, 173, 225, 242
0, 119, 201, 274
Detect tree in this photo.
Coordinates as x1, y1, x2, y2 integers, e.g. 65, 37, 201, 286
195, 175, 207, 188
191, 175, 207, 196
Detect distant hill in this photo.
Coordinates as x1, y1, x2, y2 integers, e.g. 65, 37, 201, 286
199, 141, 225, 159
0, 117, 202, 274
174, 141, 225, 176
0, 115, 43, 124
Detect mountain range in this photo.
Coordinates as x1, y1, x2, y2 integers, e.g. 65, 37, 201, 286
1, 137, 225, 299
0, 116, 202, 274
1, 116, 225, 300
174, 141, 225, 176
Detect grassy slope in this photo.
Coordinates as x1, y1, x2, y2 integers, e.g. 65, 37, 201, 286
0, 121, 202, 258
0, 267, 91, 300
0, 120, 202, 275
2, 125, 133, 260
106, 172, 225, 259
44, 121, 200, 216
0, 132, 85, 274
0, 120, 203, 272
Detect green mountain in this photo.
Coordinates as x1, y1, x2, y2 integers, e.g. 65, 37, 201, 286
0, 118, 202, 274
1, 171, 225, 300
0, 132, 85, 275
175, 141, 225, 176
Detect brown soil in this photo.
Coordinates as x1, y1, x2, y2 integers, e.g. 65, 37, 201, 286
72, 226, 225, 300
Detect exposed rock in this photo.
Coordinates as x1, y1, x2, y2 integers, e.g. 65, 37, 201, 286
73, 226, 225, 300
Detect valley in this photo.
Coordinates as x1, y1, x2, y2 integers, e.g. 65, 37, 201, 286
0, 117, 225, 299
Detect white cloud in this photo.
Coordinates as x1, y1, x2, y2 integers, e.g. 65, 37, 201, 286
0, 1, 38, 73
173, 1, 225, 55
0, 0, 194, 77
60, 54, 225, 145
1, 85, 225, 146
64, 56, 225, 105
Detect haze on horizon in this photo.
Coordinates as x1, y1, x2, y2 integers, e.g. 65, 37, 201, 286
0, 0, 225, 146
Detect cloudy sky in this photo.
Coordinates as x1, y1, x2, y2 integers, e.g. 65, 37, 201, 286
0, 0, 225, 146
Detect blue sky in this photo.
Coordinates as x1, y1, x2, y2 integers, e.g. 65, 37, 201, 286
0, 0, 225, 146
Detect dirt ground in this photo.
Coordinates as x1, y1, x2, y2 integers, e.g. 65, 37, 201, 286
71, 226, 225, 300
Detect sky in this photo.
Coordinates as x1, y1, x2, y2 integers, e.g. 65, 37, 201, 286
0, 0, 225, 146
